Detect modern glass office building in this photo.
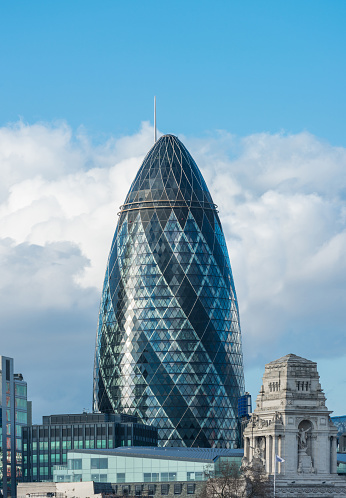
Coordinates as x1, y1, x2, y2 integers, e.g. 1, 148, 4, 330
93, 134, 245, 448
22, 412, 157, 483
0, 355, 30, 497
52, 446, 244, 496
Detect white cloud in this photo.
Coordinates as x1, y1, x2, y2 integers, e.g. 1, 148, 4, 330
1, 122, 346, 417
190, 133, 346, 354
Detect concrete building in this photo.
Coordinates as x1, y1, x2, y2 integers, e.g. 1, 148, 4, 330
0, 355, 30, 497
17, 481, 104, 498
243, 354, 346, 497
22, 413, 157, 483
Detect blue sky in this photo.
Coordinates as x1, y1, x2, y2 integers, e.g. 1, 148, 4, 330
1, 1, 346, 423
1, 1, 346, 144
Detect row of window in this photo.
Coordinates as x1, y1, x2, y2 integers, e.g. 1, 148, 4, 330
4, 410, 28, 424
56, 463, 204, 483
24, 439, 117, 451
54, 479, 196, 496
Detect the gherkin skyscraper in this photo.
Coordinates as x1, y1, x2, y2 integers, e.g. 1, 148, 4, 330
93, 134, 245, 448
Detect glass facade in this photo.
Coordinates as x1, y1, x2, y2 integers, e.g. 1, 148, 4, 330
0, 356, 29, 497
93, 134, 245, 447
52, 447, 243, 484
237, 393, 252, 419
22, 412, 157, 482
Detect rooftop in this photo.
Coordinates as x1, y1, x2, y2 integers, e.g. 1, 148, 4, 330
267, 354, 316, 367
70, 446, 244, 463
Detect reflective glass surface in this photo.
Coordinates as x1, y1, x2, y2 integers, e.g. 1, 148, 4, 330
93, 135, 245, 447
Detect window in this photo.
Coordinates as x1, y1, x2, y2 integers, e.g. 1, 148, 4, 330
187, 484, 195, 494
174, 484, 182, 494
16, 411, 27, 424
91, 458, 108, 469
15, 398, 27, 410
135, 485, 142, 496
161, 472, 176, 482
117, 473, 126, 483
161, 484, 169, 495
144, 473, 159, 483
69, 458, 82, 470
15, 384, 27, 397
148, 485, 155, 496
187, 472, 202, 481
122, 486, 130, 495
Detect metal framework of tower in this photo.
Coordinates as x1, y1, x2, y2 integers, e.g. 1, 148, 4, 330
93, 134, 245, 447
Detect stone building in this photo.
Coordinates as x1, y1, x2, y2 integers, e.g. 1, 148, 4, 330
243, 354, 346, 496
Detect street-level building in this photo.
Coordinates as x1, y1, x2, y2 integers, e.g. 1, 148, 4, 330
52, 447, 243, 496
22, 413, 157, 483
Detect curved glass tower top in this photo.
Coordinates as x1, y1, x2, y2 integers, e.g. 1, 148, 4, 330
94, 134, 245, 448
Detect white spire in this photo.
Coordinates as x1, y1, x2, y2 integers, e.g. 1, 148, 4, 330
154, 96, 157, 143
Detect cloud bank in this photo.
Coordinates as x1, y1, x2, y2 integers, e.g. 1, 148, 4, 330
1, 121, 345, 419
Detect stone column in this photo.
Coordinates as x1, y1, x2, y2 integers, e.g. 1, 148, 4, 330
331, 436, 337, 474
272, 435, 277, 476
244, 437, 249, 461
266, 436, 271, 474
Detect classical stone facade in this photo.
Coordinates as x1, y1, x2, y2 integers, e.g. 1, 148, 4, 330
243, 354, 346, 497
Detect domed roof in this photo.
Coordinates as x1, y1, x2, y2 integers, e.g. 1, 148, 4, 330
121, 134, 216, 212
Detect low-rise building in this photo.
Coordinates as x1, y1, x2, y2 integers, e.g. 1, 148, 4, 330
22, 413, 158, 483
51, 447, 243, 496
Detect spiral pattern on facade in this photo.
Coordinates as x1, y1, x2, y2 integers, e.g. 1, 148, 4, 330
93, 134, 244, 447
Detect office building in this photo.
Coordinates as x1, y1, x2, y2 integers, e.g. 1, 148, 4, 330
0, 355, 30, 497
237, 392, 252, 447
51, 446, 243, 496
93, 134, 245, 448
237, 393, 252, 419
22, 412, 157, 483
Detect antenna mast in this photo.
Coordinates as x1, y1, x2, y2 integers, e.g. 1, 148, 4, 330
154, 96, 157, 143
